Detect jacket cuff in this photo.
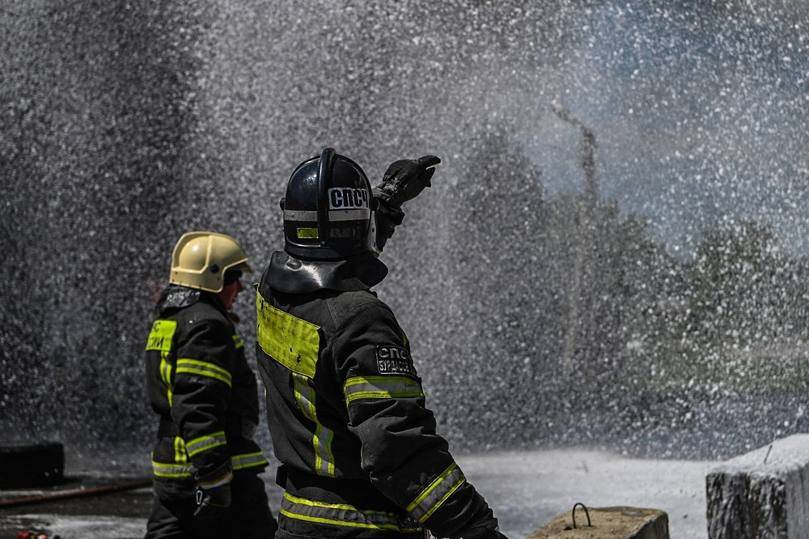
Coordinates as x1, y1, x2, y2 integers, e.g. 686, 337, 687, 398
195, 460, 233, 489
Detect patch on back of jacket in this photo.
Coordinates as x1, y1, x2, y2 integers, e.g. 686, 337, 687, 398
376, 345, 417, 377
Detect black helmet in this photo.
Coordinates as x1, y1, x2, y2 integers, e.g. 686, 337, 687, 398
282, 148, 377, 260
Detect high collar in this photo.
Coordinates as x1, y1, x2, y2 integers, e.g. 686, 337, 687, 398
265, 250, 388, 295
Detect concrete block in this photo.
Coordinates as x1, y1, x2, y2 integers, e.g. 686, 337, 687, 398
528, 506, 669, 539
706, 434, 809, 539
0, 441, 64, 488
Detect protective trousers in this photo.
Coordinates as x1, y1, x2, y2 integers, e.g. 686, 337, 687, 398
145, 471, 277, 539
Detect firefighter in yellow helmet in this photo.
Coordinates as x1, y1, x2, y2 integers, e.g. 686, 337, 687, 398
144, 231, 277, 539
256, 150, 506, 538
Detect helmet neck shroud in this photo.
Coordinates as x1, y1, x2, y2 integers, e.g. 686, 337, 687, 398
266, 250, 388, 295
283, 148, 377, 261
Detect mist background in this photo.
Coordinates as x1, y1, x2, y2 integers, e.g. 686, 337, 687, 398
3, 0, 809, 461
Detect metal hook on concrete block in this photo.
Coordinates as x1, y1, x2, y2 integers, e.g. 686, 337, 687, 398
572, 502, 592, 529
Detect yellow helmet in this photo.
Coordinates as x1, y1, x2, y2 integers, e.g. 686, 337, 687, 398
170, 231, 252, 293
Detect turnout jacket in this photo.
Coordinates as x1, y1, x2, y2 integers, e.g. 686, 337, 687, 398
145, 285, 268, 484
256, 252, 498, 538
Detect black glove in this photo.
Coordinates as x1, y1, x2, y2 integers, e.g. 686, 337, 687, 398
193, 482, 231, 520
373, 155, 441, 251
375, 155, 441, 208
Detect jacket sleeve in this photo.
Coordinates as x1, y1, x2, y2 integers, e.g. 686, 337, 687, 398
171, 317, 234, 483
333, 302, 499, 538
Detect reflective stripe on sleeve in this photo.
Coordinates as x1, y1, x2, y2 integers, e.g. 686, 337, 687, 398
152, 461, 192, 479
185, 431, 227, 457
152, 452, 266, 480
231, 451, 269, 470
232, 334, 245, 349
279, 492, 421, 533
175, 358, 232, 387
406, 463, 466, 523
343, 375, 424, 405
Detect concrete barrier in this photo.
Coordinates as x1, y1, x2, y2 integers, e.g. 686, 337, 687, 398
0, 441, 64, 488
706, 434, 809, 539
527, 506, 669, 538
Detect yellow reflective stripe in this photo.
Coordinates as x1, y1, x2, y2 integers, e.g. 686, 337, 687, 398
406, 463, 466, 523
185, 431, 227, 457
160, 359, 173, 385
231, 451, 268, 470
296, 227, 319, 239
284, 492, 358, 511
293, 374, 316, 417
314, 424, 335, 476
343, 376, 424, 404
293, 374, 335, 477
173, 436, 187, 463
147, 320, 177, 402
279, 509, 384, 530
163, 361, 174, 404
280, 492, 420, 532
152, 460, 192, 479
256, 292, 320, 378
175, 358, 232, 387
420, 474, 465, 522
232, 334, 245, 349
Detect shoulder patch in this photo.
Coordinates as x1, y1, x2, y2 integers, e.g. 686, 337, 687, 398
376, 345, 417, 377
146, 319, 177, 352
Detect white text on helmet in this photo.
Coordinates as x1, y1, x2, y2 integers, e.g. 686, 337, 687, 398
329, 188, 369, 210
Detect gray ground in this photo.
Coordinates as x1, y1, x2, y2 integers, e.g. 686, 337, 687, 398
462, 449, 713, 538
0, 448, 713, 539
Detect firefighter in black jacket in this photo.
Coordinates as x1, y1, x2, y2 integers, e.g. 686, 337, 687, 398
145, 231, 277, 538
256, 149, 507, 538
